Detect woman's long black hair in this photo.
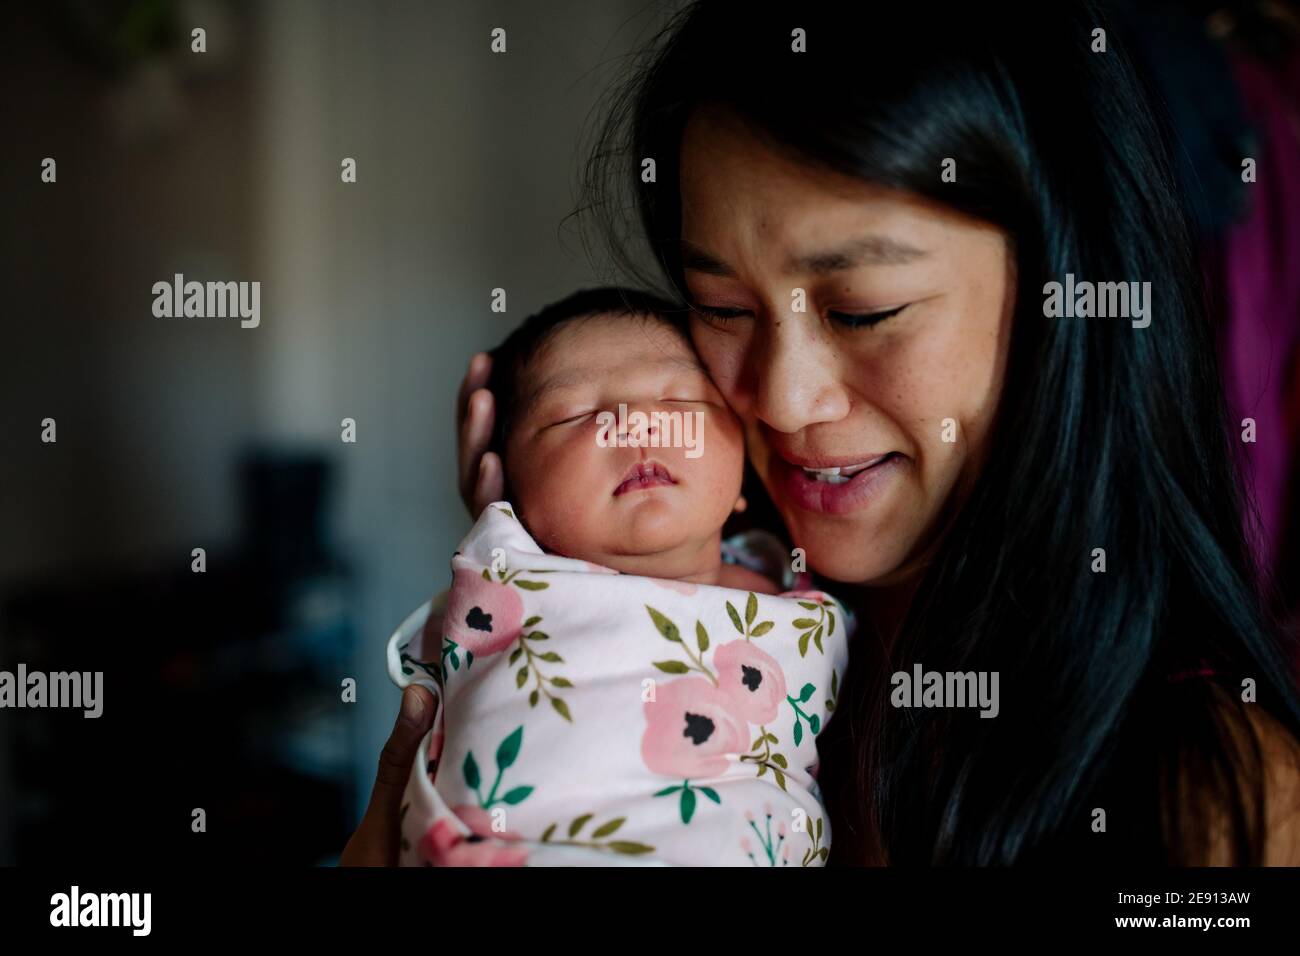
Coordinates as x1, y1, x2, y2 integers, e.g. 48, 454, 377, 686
582, 0, 1300, 863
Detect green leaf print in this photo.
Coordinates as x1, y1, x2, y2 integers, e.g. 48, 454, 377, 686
591, 818, 624, 838
509, 613, 574, 720
653, 660, 690, 674
463, 751, 480, 790
466, 727, 535, 810
793, 597, 835, 657
645, 605, 681, 643
540, 813, 656, 855
644, 608, 717, 682
496, 725, 523, 770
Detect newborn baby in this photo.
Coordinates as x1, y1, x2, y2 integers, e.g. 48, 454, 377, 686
387, 288, 852, 866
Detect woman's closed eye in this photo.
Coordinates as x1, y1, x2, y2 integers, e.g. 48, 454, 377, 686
693, 304, 750, 322
826, 304, 908, 329
693, 301, 910, 329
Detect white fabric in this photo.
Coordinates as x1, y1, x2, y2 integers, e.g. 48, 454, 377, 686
386, 502, 852, 866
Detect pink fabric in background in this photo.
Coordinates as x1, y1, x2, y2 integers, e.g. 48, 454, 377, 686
1221, 50, 1300, 581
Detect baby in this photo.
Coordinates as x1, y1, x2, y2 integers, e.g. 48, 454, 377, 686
388, 288, 852, 866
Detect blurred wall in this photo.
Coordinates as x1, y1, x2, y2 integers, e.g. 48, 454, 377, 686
1, 0, 664, 846
249, 0, 660, 819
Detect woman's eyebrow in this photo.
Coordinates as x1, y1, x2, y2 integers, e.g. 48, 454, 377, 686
681, 235, 928, 277
681, 240, 733, 277
790, 235, 929, 273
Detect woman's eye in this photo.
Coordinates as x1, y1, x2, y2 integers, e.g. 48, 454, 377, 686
827, 304, 908, 329
693, 304, 749, 322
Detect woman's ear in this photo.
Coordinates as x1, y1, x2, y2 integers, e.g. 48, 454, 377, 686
733, 494, 748, 514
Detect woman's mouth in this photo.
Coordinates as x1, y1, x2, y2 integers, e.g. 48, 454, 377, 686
613, 460, 677, 496
778, 452, 904, 515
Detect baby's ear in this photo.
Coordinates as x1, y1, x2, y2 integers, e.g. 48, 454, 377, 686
733, 494, 748, 514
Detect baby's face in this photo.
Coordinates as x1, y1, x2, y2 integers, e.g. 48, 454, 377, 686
505, 313, 745, 571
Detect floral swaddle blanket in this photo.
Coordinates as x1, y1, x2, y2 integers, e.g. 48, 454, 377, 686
386, 502, 853, 866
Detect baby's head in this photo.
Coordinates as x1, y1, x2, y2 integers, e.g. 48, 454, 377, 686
486, 288, 746, 578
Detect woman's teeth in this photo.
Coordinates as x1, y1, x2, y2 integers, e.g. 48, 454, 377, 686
801, 458, 886, 483
804, 467, 851, 484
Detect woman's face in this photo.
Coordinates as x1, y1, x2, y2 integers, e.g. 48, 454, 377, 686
680, 109, 1016, 586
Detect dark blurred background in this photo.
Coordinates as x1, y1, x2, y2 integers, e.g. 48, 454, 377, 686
0, 0, 665, 865
1, 0, 1297, 865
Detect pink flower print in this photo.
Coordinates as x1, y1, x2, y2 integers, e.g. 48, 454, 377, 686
443, 567, 525, 656
641, 677, 748, 779
715, 640, 787, 725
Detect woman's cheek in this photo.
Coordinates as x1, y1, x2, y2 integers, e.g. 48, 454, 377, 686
688, 323, 747, 408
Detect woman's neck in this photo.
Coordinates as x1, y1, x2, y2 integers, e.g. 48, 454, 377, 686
839, 574, 922, 650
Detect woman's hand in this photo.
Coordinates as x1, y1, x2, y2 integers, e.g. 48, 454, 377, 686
340, 685, 438, 866
342, 599, 526, 866
419, 819, 530, 867
458, 352, 505, 518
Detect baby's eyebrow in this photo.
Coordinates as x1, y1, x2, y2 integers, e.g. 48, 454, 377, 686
528, 370, 591, 401
526, 355, 705, 406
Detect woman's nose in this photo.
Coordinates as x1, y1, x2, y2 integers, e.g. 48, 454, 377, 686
750, 319, 851, 433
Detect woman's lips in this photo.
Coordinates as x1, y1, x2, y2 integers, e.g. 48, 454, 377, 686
613, 460, 677, 497
776, 452, 904, 515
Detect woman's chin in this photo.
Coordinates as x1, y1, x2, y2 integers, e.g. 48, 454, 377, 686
782, 515, 916, 586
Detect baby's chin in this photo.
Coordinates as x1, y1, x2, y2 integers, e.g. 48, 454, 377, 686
609, 491, 689, 545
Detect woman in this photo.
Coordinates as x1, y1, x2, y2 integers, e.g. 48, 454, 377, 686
345, 0, 1300, 865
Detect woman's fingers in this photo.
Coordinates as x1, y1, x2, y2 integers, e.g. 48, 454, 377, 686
457, 387, 497, 517
473, 451, 505, 517
456, 351, 492, 423
420, 820, 530, 867
339, 685, 438, 866
456, 352, 492, 511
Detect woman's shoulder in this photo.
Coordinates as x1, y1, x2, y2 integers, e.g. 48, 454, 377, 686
1164, 678, 1300, 865
1219, 690, 1300, 865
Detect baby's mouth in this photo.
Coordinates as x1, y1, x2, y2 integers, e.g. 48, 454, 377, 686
613, 460, 677, 496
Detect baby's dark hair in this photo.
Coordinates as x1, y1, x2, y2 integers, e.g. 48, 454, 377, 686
484, 287, 684, 491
